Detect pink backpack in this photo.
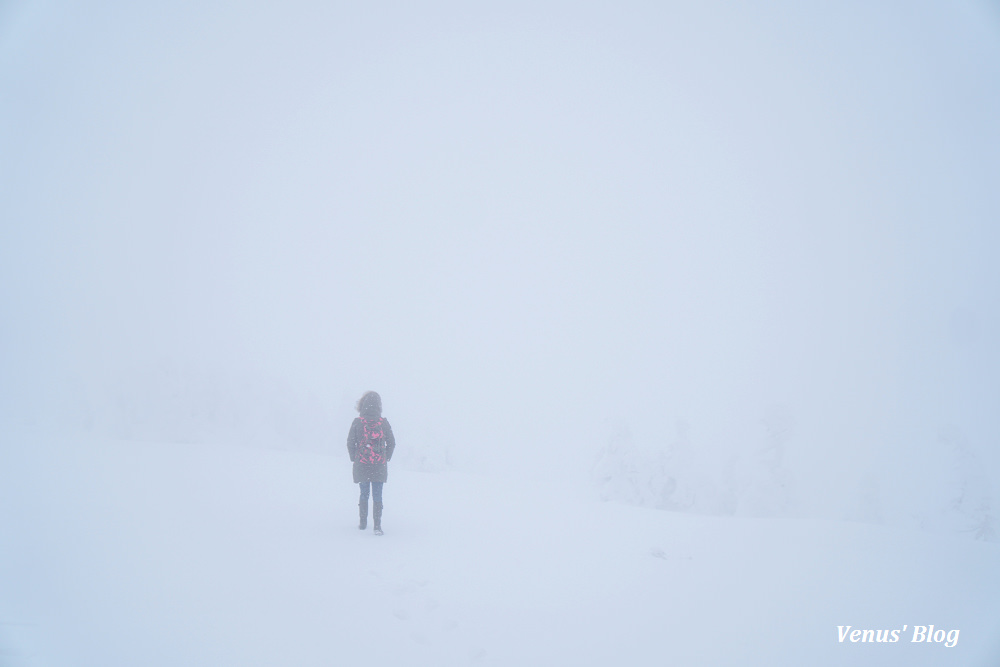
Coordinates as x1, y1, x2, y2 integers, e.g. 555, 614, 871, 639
356, 417, 387, 464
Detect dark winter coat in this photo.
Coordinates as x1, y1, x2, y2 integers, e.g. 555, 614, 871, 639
347, 416, 396, 483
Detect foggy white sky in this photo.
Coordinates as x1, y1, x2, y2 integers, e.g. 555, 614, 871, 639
2, 1, 999, 504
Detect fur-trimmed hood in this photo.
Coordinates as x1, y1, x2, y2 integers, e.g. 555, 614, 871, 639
356, 391, 382, 418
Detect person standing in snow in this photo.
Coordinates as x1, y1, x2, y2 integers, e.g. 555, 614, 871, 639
347, 391, 396, 535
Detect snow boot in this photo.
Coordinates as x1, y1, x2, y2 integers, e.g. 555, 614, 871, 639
359, 500, 368, 530
373, 502, 383, 536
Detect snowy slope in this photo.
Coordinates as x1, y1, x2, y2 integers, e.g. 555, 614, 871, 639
1, 434, 998, 666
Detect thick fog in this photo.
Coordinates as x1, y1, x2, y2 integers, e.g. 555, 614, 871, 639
2, 1, 999, 528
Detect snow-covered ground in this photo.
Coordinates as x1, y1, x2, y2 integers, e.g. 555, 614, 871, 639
1, 433, 997, 666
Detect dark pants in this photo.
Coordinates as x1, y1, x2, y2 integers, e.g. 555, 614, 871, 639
359, 481, 383, 504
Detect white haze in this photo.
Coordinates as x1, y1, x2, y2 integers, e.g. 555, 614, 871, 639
2, 1, 1000, 525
